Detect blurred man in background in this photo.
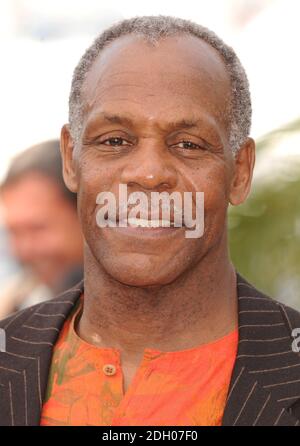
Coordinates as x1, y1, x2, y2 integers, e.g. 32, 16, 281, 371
0, 140, 83, 318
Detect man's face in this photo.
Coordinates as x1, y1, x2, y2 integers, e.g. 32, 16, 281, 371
1, 173, 83, 286
61, 34, 254, 287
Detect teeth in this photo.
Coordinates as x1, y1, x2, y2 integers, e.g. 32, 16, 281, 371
126, 217, 173, 228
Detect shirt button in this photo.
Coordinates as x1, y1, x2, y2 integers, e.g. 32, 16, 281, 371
103, 364, 117, 376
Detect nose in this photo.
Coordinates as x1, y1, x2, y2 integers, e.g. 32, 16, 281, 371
120, 138, 178, 191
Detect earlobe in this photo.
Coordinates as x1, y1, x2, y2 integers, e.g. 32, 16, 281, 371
60, 124, 79, 193
229, 137, 255, 206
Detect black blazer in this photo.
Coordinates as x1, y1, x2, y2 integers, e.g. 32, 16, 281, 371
1, 272, 300, 426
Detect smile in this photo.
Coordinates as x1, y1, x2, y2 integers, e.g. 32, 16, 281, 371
119, 217, 179, 228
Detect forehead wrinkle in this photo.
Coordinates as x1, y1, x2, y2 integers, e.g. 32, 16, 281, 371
84, 82, 146, 111
84, 110, 220, 137
82, 70, 230, 137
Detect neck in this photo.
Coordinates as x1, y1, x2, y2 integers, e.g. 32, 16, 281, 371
77, 233, 238, 363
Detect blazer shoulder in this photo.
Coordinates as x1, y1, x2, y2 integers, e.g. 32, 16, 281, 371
275, 299, 300, 332
0, 282, 83, 335
254, 285, 300, 331
0, 302, 42, 333
237, 271, 300, 330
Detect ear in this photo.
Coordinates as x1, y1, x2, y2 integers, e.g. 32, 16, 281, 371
60, 124, 79, 193
229, 137, 255, 206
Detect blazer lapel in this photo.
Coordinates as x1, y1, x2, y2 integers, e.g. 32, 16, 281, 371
222, 273, 300, 426
0, 283, 83, 426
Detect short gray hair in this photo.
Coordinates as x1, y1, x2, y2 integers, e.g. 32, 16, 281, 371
69, 15, 251, 154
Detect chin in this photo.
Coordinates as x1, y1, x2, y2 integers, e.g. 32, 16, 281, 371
108, 271, 179, 288
99, 252, 187, 288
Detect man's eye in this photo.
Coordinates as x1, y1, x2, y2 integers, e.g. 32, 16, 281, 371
102, 137, 129, 146
177, 141, 203, 150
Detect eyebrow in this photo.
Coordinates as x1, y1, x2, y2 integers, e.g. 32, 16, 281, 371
94, 113, 209, 133
84, 111, 224, 152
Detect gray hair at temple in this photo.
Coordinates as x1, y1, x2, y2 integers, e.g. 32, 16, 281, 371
68, 15, 252, 155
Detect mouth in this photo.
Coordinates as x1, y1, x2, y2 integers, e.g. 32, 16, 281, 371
104, 216, 184, 239
119, 217, 182, 228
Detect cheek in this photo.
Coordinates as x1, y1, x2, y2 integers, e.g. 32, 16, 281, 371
205, 174, 229, 211
184, 163, 230, 236
188, 162, 230, 204
76, 160, 116, 235
77, 185, 97, 235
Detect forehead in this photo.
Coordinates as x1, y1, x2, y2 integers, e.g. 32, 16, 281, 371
82, 34, 231, 130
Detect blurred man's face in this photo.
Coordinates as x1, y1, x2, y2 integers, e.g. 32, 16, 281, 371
1, 173, 83, 286
61, 34, 254, 287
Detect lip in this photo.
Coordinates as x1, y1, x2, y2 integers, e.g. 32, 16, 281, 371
119, 217, 181, 228
107, 224, 184, 239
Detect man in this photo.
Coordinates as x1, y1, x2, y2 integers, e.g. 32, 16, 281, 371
0, 16, 300, 426
0, 140, 83, 317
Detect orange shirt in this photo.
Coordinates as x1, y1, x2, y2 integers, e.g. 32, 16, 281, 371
40, 297, 238, 426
